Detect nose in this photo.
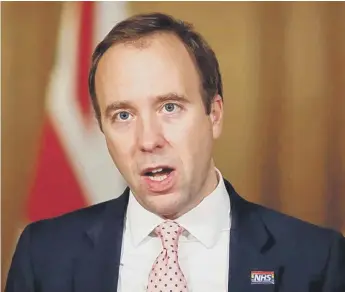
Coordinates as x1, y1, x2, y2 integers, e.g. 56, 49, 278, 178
137, 116, 165, 153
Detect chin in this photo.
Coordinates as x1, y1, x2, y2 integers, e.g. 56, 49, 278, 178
156, 208, 180, 219
150, 199, 185, 219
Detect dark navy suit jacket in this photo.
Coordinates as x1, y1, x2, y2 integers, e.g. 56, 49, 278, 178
6, 180, 345, 292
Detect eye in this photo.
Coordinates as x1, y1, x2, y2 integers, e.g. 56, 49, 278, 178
162, 103, 181, 113
114, 111, 132, 121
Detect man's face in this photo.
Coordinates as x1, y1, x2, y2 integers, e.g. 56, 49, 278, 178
95, 33, 223, 218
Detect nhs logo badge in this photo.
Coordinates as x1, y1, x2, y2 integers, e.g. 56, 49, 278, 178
251, 271, 275, 284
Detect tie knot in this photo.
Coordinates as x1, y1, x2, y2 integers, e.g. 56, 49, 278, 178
155, 221, 183, 249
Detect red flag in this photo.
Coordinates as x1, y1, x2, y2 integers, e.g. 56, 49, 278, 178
27, 2, 128, 222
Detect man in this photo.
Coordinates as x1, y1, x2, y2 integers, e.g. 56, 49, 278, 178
6, 12, 345, 292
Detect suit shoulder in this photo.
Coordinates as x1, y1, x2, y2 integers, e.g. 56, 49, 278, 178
252, 202, 343, 246
27, 197, 121, 238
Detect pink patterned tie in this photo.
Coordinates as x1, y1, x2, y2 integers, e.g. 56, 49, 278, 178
147, 221, 189, 292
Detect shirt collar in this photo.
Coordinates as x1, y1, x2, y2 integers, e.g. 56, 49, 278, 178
126, 191, 163, 247
126, 168, 230, 248
176, 168, 230, 248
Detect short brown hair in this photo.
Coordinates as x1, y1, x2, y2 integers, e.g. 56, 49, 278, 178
88, 12, 223, 129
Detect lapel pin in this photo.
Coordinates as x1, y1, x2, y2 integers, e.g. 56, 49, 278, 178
251, 271, 275, 285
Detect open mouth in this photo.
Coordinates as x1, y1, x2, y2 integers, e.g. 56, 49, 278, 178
142, 167, 175, 182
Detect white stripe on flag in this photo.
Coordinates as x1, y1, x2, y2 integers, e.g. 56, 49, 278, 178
46, 2, 128, 205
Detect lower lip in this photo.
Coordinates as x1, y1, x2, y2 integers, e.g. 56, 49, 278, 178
141, 170, 177, 194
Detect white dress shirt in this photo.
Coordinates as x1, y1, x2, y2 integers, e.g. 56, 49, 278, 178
117, 168, 231, 292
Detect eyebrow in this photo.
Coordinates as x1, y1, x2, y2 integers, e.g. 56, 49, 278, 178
104, 93, 190, 119
104, 101, 134, 119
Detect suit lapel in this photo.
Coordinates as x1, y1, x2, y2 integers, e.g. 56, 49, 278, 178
73, 180, 284, 292
73, 188, 130, 292
225, 180, 283, 292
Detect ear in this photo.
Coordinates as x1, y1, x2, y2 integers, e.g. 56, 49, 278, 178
210, 95, 224, 139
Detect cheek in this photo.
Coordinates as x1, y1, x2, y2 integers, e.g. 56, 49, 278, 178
162, 115, 196, 148
163, 115, 210, 162
104, 131, 134, 166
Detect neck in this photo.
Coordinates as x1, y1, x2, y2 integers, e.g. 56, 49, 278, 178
201, 161, 219, 200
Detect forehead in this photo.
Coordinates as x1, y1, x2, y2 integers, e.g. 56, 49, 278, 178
95, 32, 201, 107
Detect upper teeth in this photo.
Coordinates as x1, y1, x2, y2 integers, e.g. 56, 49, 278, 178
151, 168, 163, 174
